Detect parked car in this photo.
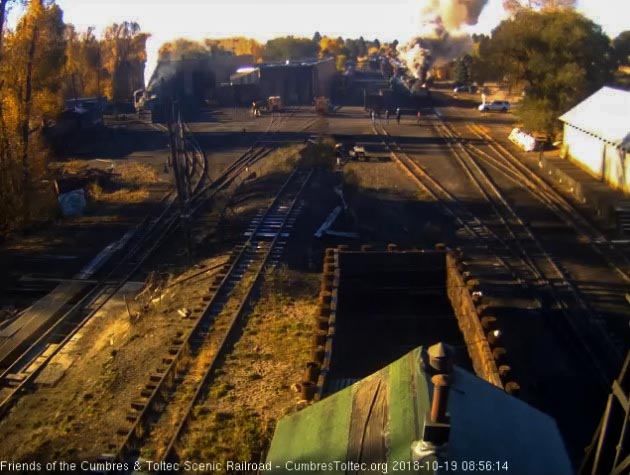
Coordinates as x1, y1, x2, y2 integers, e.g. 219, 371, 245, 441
453, 85, 478, 93
478, 100, 511, 112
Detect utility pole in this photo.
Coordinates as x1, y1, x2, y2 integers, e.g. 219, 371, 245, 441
167, 98, 192, 264
177, 110, 192, 263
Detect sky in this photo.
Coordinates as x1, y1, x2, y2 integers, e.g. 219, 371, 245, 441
9, 0, 630, 83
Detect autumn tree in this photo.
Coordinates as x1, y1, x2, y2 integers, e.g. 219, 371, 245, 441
204, 37, 264, 62
264, 36, 318, 61
502, 0, 576, 15
487, 9, 615, 138
0, 3, 149, 234
64, 26, 105, 99
0, 0, 67, 230
319, 36, 344, 57
0, 0, 15, 169
159, 38, 208, 61
102, 22, 149, 101
335, 55, 347, 72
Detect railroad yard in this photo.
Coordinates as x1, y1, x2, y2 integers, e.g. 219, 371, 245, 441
0, 71, 629, 474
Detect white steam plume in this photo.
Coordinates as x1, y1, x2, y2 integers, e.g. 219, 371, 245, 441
399, 0, 488, 82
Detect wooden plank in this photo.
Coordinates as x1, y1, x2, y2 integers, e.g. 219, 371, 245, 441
315, 206, 342, 238
0, 281, 87, 340
346, 375, 389, 474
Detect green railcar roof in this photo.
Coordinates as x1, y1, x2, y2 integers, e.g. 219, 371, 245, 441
266, 346, 573, 475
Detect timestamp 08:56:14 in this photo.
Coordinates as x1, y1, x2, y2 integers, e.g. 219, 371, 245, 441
392, 460, 510, 472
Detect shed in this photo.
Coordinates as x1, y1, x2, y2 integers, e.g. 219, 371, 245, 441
266, 346, 573, 475
257, 58, 336, 105
559, 87, 630, 192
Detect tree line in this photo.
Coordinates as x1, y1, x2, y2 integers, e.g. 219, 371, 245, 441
0, 0, 148, 236
158, 33, 392, 71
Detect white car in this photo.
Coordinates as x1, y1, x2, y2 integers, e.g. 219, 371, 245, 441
478, 100, 511, 112
453, 85, 477, 93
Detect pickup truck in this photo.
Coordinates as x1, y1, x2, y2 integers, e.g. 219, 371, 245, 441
348, 142, 389, 161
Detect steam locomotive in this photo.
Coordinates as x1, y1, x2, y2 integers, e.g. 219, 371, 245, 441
390, 76, 431, 101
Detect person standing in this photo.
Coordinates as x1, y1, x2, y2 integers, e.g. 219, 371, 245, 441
416, 110, 422, 125
385, 110, 390, 125
396, 108, 401, 125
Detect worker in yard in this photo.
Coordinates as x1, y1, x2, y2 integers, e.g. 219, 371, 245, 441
371, 110, 375, 124
385, 110, 390, 125
416, 110, 422, 125
396, 108, 401, 125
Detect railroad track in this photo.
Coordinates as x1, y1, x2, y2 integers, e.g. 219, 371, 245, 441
373, 117, 620, 387
434, 120, 619, 382
187, 108, 322, 214
448, 120, 629, 368
463, 122, 630, 286
96, 167, 312, 472
0, 122, 209, 417
0, 109, 321, 465
0, 106, 322, 418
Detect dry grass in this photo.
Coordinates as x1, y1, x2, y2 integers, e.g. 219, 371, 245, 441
86, 182, 150, 203
114, 161, 163, 186
179, 265, 320, 470
51, 159, 90, 175
344, 161, 427, 200
52, 160, 164, 204
253, 144, 304, 177
137, 260, 260, 461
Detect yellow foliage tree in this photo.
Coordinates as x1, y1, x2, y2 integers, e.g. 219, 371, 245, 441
335, 54, 347, 72
0, 2, 150, 234
319, 36, 344, 57
159, 38, 208, 61
211, 37, 265, 62
0, 0, 66, 230
102, 22, 149, 100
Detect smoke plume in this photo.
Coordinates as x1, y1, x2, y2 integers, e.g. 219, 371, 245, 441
400, 0, 488, 82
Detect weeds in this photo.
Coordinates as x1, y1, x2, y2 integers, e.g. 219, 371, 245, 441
255, 145, 304, 177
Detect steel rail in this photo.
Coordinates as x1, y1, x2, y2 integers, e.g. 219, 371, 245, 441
157, 169, 313, 468
373, 117, 613, 387
104, 167, 311, 469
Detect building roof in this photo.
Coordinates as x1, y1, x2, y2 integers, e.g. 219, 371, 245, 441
266, 346, 573, 475
559, 86, 630, 150
230, 69, 259, 81
260, 57, 334, 69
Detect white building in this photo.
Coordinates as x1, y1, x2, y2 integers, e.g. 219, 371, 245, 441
559, 86, 630, 192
